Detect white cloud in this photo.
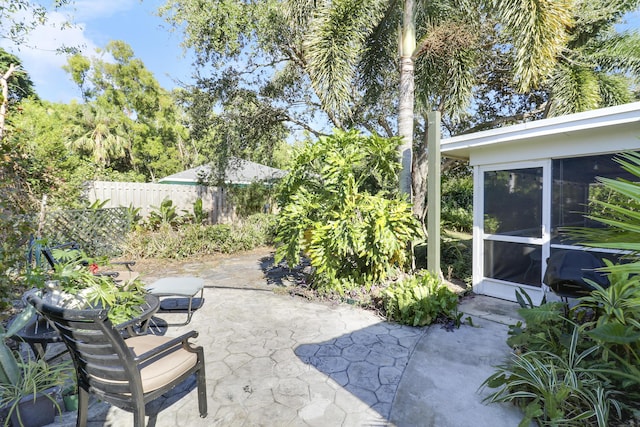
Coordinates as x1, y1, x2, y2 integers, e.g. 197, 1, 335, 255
0, 8, 103, 102
67, 0, 137, 21
2, 12, 98, 100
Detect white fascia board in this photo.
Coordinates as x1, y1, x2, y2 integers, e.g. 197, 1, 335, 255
441, 102, 640, 160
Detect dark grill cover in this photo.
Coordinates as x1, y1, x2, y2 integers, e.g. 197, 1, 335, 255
543, 251, 610, 298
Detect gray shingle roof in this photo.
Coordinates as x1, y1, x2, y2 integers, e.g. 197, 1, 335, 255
158, 157, 287, 185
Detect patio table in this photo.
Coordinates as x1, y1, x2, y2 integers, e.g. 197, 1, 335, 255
145, 276, 205, 326
10, 291, 159, 361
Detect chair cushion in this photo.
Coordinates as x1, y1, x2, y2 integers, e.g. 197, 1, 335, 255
125, 335, 198, 392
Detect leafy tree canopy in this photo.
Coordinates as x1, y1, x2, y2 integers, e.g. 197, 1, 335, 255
0, 48, 36, 103
63, 41, 194, 181
158, 0, 639, 225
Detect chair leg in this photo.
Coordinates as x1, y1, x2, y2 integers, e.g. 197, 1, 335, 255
197, 364, 208, 418
133, 405, 146, 427
76, 387, 89, 427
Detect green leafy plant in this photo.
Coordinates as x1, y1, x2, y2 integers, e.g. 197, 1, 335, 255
567, 151, 640, 275
0, 302, 73, 426
227, 181, 277, 218
440, 235, 472, 283
275, 130, 422, 294
482, 329, 622, 427
382, 272, 459, 327
124, 203, 142, 228
483, 152, 640, 426
145, 198, 180, 230
123, 213, 276, 259
50, 256, 148, 325
192, 198, 207, 224
0, 358, 73, 427
577, 264, 640, 402
442, 171, 473, 233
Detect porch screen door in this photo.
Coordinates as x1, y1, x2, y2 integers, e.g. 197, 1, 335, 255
478, 161, 550, 301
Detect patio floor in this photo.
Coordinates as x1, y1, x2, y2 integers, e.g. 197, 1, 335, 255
45, 247, 524, 427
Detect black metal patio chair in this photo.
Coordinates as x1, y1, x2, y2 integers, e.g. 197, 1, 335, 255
26, 293, 207, 427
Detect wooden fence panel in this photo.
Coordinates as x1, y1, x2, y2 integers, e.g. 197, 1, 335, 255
84, 181, 236, 223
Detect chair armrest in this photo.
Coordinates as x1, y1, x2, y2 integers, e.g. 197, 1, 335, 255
110, 261, 136, 271
95, 271, 119, 278
133, 331, 200, 363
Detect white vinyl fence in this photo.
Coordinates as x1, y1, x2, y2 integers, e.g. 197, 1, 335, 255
84, 181, 235, 223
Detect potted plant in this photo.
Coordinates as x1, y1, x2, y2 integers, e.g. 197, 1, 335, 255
1, 310, 72, 427
0, 357, 72, 427
62, 381, 78, 412
47, 255, 150, 326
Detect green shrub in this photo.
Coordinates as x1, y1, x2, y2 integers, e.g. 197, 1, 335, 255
382, 272, 459, 326
441, 236, 472, 283
483, 329, 623, 427
123, 213, 276, 259
484, 280, 640, 426
275, 130, 422, 294
143, 198, 181, 230
227, 182, 278, 218
442, 172, 473, 232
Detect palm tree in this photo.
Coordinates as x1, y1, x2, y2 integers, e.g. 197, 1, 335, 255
304, 0, 574, 213
67, 103, 131, 168
545, 0, 640, 117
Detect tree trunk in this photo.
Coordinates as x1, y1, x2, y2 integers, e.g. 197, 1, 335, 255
0, 64, 16, 139
398, 0, 415, 197
412, 119, 429, 227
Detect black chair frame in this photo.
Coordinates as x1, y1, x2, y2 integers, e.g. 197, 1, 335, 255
27, 293, 207, 427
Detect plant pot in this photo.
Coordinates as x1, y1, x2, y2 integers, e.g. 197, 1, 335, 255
63, 393, 78, 412
9, 386, 61, 427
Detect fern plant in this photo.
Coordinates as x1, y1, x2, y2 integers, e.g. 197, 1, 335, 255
382, 272, 459, 326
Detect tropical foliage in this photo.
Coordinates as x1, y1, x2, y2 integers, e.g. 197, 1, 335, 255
568, 152, 640, 275
382, 271, 459, 327
274, 130, 422, 294
159, 0, 640, 224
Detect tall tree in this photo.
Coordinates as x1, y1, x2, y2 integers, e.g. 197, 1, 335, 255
64, 41, 193, 180
66, 101, 130, 168
1, 0, 74, 138
160, 0, 639, 220
305, 0, 574, 217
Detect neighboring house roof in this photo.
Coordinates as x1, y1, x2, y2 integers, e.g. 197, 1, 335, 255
158, 157, 287, 185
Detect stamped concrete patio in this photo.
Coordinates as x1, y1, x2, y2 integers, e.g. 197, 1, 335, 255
47, 247, 524, 427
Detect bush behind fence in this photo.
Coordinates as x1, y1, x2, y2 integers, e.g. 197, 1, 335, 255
85, 181, 235, 223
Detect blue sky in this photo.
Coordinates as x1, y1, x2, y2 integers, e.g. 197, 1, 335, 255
1, 0, 194, 102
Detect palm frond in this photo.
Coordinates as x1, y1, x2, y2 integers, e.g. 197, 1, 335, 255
304, 0, 389, 119
596, 73, 634, 107
588, 32, 640, 75
548, 64, 601, 116
493, 0, 574, 91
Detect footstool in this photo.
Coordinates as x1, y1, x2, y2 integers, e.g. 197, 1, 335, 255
145, 276, 205, 325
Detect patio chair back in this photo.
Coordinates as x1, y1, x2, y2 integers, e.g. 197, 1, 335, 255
26, 293, 207, 427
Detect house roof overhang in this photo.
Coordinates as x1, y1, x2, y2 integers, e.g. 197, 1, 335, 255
441, 102, 640, 161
